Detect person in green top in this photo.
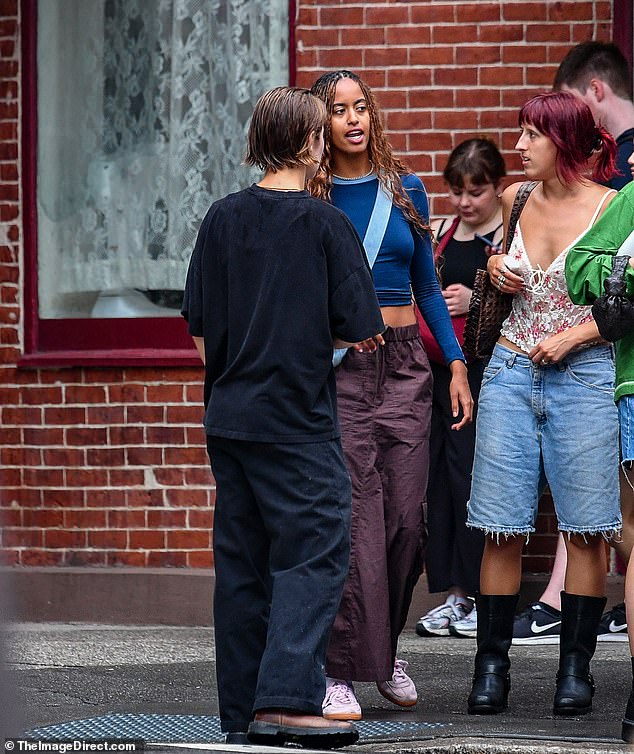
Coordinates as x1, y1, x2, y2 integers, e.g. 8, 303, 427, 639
565, 149, 634, 743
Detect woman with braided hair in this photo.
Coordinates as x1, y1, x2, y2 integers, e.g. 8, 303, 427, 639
309, 69, 473, 720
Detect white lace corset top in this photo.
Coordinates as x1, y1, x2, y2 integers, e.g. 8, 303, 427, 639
500, 191, 614, 352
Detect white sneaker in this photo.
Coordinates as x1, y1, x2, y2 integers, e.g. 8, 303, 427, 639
322, 677, 362, 720
415, 594, 472, 637
449, 604, 477, 638
376, 658, 417, 707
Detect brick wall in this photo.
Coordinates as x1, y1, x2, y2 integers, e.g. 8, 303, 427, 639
295, 0, 613, 217
0, 0, 616, 574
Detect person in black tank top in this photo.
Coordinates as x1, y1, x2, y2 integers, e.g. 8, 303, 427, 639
415, 139, 505, 640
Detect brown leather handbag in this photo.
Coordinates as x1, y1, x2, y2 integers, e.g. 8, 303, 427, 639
463, 181, 537, 361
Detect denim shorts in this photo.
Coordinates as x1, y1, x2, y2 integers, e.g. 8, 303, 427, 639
619, 395, 634, 464
467, 343, 621, 537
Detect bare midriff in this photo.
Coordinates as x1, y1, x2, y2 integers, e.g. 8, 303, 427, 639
381, 304, 417, 328
498, 335, 528, 355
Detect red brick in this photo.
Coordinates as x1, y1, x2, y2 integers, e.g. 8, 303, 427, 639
108, 551, 147, 566
188, 510, 213, 528
434, 68, 477, 87
409, 47, 454, 66
167, 530, 210, 549
187, 551, 213, 568
2, 406, 42, 424
456, 3, 500, 22
65, 551, 107, 566
86, 406, 125, 424
0, 19, 17, 36
108, 384, 145, 402
478, 24, 524, 43
63, 509, 107, 528
480, 67, 524, 86
1, 446, 41, 465
503, 45, 548, 64
126, 405, 164, 424
21, 386, 63, 405
109, 510, 147, 528
549, 2, 593, 21
66, 427, 108, 446
185, 468, 213, 485
385, 26, 430, 45
65, 469, 109, 487
154, 468, 185, 486
527, 66, 559, 86
20, 550, 64, 566
23, 469, 63, 487
45, 529, 85, 548
165, 489, 212, 507
409, 132, 453, 153
86, 447, 126, 467
318, 48, 363, 69
65, 385, 107, 404
41, 489, 84, 507
409, 89, 455, 109
433, 24, 478, 45
434, 110, 478, 131
185, 383, 204, 403
129, 530, 166, 549
147, 551, 187, 567
388, 68, 432, 88
298, 27, 342, 48
126, 489, 165, 507
503, 2, 548, 21
4, 528, 42, 547
44, 407, 86, 425
320, 7, 364, 26
166, 405, 202, 424
147, 510, 187, 528
146, 384, 184, 403
526, 24, 571, 43
22, 509, 63, 528
456, 45, 502, 65
148, 426, 185, 445
0, 508, 20, 527
365, 6, 409, 26
340, 27, 384, 46
365, 46, 407, 68
411, 4, 454, 24
109, 469, 144, 486
455, 89, 501, 108
109, 426, 144, 445
88, 530, 127, 548
126, 447, 163, 466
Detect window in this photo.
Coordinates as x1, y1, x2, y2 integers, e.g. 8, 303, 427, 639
22, 0, 290, 365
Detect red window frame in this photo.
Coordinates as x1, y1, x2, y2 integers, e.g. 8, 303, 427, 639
20, 0, 297, 367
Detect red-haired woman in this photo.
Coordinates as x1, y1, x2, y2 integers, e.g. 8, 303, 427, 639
466, 91, 621, 716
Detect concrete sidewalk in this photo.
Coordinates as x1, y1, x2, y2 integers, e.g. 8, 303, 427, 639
5, 616, 633, 754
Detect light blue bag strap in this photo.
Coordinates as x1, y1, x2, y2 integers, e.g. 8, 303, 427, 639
362, 181, 392, 268
333, 181, 392, 367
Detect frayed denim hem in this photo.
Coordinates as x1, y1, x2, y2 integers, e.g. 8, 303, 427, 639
558, 525, 622, 543
466, 521, 533, 544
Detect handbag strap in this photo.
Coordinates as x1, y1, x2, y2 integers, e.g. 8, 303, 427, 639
504, 181, 538, 254
362, 182, 392, 268
434, 216, 460, 261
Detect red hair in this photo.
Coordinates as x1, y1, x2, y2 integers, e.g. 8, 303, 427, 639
519, 91, 616, 184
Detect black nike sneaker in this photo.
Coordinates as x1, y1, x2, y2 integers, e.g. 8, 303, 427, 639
597, 601, 628, 642
511, 601, 561, 645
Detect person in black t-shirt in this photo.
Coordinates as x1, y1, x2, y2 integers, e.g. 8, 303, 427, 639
181, 86, 384, 749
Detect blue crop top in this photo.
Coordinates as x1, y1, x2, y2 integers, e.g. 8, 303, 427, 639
331, 173, 464, 364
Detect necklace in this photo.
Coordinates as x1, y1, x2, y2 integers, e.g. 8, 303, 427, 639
333, 165, 374, 181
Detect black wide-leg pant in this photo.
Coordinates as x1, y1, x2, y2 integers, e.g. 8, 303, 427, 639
207, 435, 352, 734
425, 359, 485, 596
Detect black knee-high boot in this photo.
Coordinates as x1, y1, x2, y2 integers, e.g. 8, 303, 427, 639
622, 657, 634, 742
468, 593, 519, 715
553, 591, 606, 716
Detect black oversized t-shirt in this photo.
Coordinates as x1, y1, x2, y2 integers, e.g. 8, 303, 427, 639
181, 184, 384, 443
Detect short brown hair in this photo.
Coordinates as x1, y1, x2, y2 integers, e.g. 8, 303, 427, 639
553, 41, 632, 101
244, 87, 327, 172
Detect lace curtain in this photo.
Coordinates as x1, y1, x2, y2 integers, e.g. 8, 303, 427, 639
37, 0, 288, 318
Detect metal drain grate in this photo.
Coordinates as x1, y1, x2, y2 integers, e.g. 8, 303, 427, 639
26, 714, 448, 743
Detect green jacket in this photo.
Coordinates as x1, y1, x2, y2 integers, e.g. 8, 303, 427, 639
565, 182, 634, 401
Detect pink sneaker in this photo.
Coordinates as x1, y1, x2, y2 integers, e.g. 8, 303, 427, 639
322, 677, 362, 720
376, 658, 417, 707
